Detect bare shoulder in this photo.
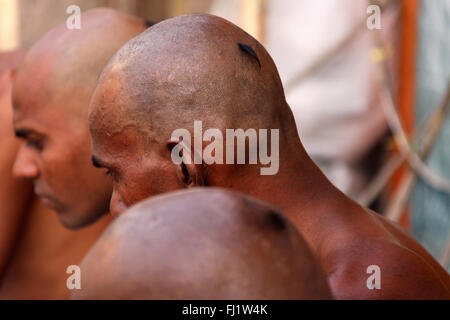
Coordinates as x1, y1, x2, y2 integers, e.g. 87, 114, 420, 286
323, 231, 449, 299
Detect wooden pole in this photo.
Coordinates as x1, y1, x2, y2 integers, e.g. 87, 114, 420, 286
0, 0, 20, 50
239, 0, 265, 43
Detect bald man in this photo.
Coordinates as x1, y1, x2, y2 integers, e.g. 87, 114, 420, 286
71, 188, 332, 299
89, 14, 450, 299
0, 50, 109, 299
13, 8, 148, 228
3, 8, 148, 298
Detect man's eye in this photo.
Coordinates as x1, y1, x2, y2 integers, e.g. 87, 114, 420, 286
105, 170, 119, 181
26, 139, 43, 151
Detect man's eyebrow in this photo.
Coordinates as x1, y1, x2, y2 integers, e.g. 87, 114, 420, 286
91, 155, 106, 168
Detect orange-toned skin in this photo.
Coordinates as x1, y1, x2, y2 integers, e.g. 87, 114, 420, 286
0, 51, 31, 280
0, 198, 111, 299
89, 15, 449, 299
72, 189, 333, 300
0, 51, 112, 299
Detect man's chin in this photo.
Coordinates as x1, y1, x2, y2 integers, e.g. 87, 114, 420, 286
58, 209, 106, 230
57, 213, 86, 230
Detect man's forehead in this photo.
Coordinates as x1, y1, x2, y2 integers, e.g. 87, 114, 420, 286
91, 119, 144, 155
89, 68, 132, 134
12, 86, 59, 124
12, 57, 54, 114
15, 50, 53, 89
13, 57, 85, 123
93, 65, 126, 104
89, 63, 153, 161
12, 85, 71, 136
89, 97, 124, 140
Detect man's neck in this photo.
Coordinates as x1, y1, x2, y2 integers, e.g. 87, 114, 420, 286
246, 150, 349, 252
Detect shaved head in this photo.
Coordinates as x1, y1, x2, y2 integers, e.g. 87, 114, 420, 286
89, 14, 303, 215
15, 8, 147, 119
87, 14, 450, 300
90, 14, 297, 144
12, 8, 147, 228
72, 188, 332, 299
91, 14, 288, 134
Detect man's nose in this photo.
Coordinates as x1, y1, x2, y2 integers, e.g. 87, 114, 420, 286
13, 146, 39, 179
109, 189, 127, 217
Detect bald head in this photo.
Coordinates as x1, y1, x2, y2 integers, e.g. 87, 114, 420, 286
91, 14, 294, 141
12, 8, 147, 229
89, 14, 304, 215
72, 188, 332, 299
14, 8, 147, 119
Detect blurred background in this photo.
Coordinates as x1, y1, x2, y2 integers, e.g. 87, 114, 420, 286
0, 0, 449, 271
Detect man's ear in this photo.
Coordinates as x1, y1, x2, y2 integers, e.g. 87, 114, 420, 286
167, 140, 207, 188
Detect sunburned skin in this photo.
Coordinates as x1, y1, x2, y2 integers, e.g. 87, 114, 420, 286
89, 14, 449, 299
71, 188, 333, 300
